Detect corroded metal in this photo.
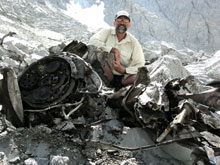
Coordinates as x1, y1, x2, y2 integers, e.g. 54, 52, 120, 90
179, 88, 220, 110
156, 101, 195, 142
18, 52, 102, 109
18, 54, 76, 108
0, 68, 24, 127
62, 40, 88, 57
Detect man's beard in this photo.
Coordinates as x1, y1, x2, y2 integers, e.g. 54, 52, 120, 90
116, 24, 127, 34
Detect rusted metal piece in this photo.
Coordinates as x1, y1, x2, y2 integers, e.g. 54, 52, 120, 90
207, 80, 220, 88
0, 48, 104, 126
179, 88, 220, 110
18, 52, 102, 109
0, 68, 24, 127
0, 32, 16, 46
122, 66, 151, 112
85, 135, 200, 152
62, 98, 84, 120
156, 101, 195, 143
24, 97, 84, 113
18, 55, 76, 108
63, 40, 88, 57
164, 76, 220, 111
191, 146, 217, 164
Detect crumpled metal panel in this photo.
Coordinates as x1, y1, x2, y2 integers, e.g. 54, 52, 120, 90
0, 68, 24, 127
18, 52, 102, 109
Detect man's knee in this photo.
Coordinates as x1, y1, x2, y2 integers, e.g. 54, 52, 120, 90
121, 74, 136, 86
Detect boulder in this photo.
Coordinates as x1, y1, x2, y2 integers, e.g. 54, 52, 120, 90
205, 50, 220, 80
148, 55, 191, 86
161, 42, 195, 65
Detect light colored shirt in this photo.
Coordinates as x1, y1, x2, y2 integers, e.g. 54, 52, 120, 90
89, 27, 145, 75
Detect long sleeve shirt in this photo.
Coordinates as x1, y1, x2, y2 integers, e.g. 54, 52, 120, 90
89, 27, 145, 75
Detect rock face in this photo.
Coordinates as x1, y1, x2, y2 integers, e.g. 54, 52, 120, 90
0, 0, 91, 47
101, 0, 220, 53
1, 0, 220, 53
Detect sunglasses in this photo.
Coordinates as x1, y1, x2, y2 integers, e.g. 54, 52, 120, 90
116, 18, 130, 23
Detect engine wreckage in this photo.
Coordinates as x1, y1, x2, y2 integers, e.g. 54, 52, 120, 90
1, 40, 220, 164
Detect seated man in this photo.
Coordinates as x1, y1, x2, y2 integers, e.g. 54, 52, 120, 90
89, 10, 145, 88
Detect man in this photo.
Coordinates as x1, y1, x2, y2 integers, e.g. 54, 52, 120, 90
89, 10, 145, 87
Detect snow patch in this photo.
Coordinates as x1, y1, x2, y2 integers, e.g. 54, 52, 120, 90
63, 0, 109, 31
36, 29, 64, 41
0, 15, 14, 24
45, 0, 57, 12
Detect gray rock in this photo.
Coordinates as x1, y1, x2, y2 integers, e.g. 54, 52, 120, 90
50, 156, 69, 165
104, 119, 124, 133
205, 50, 220, 80
121, 158, 138, 165
24, 158, 38, 165
148, 55, 190, 85
24, 158, 49, 165
0, 152, 7, 165
8, 156, 20, 163
37, 125, 52, 134
161, 42, 195, 65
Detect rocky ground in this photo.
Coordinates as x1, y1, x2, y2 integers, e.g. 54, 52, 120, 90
1, 1, 220, 165
1, 30, 220, 165
1, 43, 220, 164
0, 116, 188, 165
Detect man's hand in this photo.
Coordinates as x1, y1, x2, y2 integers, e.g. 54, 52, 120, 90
110, 48, 120, 61
110, 48, 126, 74
112, 60, 126, 74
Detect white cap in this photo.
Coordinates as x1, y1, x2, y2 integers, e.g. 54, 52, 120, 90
115, 10, 130, 21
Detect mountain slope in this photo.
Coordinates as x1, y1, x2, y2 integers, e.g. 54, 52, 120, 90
1, 0, 220, 53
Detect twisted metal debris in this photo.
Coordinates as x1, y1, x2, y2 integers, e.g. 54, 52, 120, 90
1, 40, 220, 164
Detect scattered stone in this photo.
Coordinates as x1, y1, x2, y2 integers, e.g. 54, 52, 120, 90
122, 127, 130, 135
0, 152, 7, 165
49, 43, 66, 56
96, 148, 102, 155
72, 116, 86, 125
8, 156, 20, 163
55, 121, 76, 131
0, 131, 7, 137
88, 161, 95, 165
24, 158, 38, 165
53, 118, 62, 125
107, 150, 117, 153
104, 119, 124, 133
101, 107, 119, 120
71, 137, 82, 143
24, 158, 49, 165
50, 155, 69, 165
37, 125, 52, 134
121, 158, 138, 165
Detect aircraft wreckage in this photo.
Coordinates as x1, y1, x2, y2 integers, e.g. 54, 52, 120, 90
1, 40, 220, 164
